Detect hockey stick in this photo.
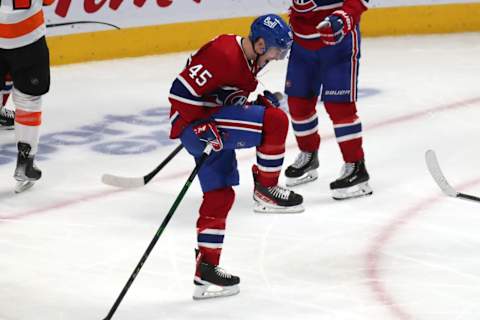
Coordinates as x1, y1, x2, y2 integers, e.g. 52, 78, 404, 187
102, 144, 183, 188
47, 21, 121, 30
425, 149, 480, 202
103, 144, 212, 320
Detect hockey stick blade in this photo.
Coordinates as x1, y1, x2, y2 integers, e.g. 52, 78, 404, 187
101, 174, 145, 188
102, 144, 184, 188
425, 149, 458, 197
425, 149, 480, 202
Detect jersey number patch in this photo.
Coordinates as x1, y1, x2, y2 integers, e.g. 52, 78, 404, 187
188, 64, 213, 87
3, 0, 32, 9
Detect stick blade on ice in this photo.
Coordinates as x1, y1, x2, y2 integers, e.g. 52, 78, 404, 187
425, 149, 458, 197
101, 174, 145, 188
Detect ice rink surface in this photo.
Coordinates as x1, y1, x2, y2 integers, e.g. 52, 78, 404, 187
1, 33, 480, 320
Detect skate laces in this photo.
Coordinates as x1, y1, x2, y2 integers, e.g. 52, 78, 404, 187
214, 266, 232, 279
0, 107, 15, 120
267, 185, 291, 200
292, 152, 312, 169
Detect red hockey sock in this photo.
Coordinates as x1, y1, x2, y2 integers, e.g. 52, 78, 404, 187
196, 187, 235, 267
324, 101, 364, 163
255, 108, 288, 187
288, 96, 320, 152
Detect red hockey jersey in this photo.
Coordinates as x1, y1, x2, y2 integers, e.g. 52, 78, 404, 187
169, 34, 259, 138
290, 0, 368, 50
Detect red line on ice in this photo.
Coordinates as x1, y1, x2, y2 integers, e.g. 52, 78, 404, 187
365, 178, 480, 319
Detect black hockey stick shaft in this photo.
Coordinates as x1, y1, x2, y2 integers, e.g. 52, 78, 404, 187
102, 145, 211, 320
144, 144, 184, 184
457, 192, 480, 202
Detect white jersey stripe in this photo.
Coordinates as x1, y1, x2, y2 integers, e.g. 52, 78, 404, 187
0, 1, 46, 49
256, 164, 283, 172
291, 113, 318, 124
199, 229, 225, 235
198, 242, 223, 249
333, 119, 361, 129
217, 125, 262, 133
215, 118, 263, 127
177, 75, 201, 97
336, 132, 362, 143
169, 111, 179, 124
256, 151, 285, 160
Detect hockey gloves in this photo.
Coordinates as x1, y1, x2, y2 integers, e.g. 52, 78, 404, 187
256, 90, 282, 109
316, 10, 354, 45
192, 121, 223, 152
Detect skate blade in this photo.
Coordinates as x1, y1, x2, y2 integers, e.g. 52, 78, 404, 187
192, 284, 240, 300
331, 182, 373, 200
0, 126, 14, 131
254, 202, 304, 214
286, 170, 318, 187
15, 181, 35, 193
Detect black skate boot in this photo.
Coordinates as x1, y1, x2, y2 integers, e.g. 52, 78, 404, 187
253, 166, 304, 213
285, 150, 319, 187
0, 107, 15, 130
14, 142, 42, 193
330, 159, 372, 200
193, 250, 240, 300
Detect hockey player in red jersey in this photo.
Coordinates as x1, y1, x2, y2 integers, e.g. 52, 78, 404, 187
168, 14, 303, 299
284, 0, 373, 200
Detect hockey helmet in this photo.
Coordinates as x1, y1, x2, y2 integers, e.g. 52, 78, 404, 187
249, 14, 293, 60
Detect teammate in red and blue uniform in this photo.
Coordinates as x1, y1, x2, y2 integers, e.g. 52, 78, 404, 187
168, 14, 304, 299
284, 0, 373, 200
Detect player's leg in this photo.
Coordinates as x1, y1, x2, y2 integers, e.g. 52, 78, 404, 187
0, 73, 14, 130
180, 126, 241, 299
211, 104, 304, 213
9, 37, 50, 192
193, 186, 240, 299
284, 42, 321, 186
253, 107, 303, 213
322, 27, 372, 200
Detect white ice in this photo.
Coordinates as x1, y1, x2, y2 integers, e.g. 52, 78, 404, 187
1, 33, 480, 320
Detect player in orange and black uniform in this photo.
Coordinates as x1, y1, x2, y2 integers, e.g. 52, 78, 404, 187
0, 0, 54, 192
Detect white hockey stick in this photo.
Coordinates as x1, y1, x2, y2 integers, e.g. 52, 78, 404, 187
102, 144, 183, 188
425, 149, 480, 202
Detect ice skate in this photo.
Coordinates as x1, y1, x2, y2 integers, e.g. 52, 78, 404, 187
0, 107, 14, 130
330, 159, 372, 200
285, 151, 319, 187
253, 169, 304, 213
14, 142, 41, 193
193, 257, 240, 300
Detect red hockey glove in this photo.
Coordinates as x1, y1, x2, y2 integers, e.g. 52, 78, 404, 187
316, 10, 354, 46
192, 121, 223, 152
255, 91, 283, 109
